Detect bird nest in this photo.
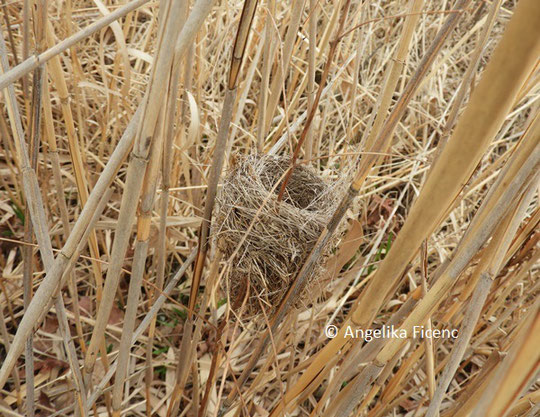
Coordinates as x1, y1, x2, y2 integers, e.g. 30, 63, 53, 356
214, 154, 341, 316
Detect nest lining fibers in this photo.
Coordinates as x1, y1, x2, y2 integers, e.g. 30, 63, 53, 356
214, 154, 341, 315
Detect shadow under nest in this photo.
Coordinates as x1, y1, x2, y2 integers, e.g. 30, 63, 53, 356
214, 154, 342, 316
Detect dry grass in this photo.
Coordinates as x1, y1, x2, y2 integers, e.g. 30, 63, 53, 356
0, 0, 538, 416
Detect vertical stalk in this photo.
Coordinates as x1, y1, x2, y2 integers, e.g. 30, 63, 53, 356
110, 96, 169, 416
256, 0, 275, 152
305, 0, 317, 161
188, 0, 258, 318
21, 4, 48, 406
22, 0, 29, 97
42, 71, 87, 354
22, 78, 39, 417
168, 2, 258, 413
144, 4, 188, 411
360, 0, 425, 156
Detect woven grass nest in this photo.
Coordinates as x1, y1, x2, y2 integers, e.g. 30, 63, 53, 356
214, 153, 341, 316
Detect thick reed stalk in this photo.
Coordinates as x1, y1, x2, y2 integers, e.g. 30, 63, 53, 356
414, 4, 503, 409
111, 53, 187, 413
109, 105, 167, 415
256, 0, 276, 152
430, 0, 502, 162
21, 47, 44, 417
144, 6, 188, 409
188, 0, 257, 318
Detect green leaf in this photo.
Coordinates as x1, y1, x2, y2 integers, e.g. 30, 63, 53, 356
10, 202, 25, 225
153, 346, 169, 355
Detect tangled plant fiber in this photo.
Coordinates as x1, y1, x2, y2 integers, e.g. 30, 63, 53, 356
214, 154, 341, 315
